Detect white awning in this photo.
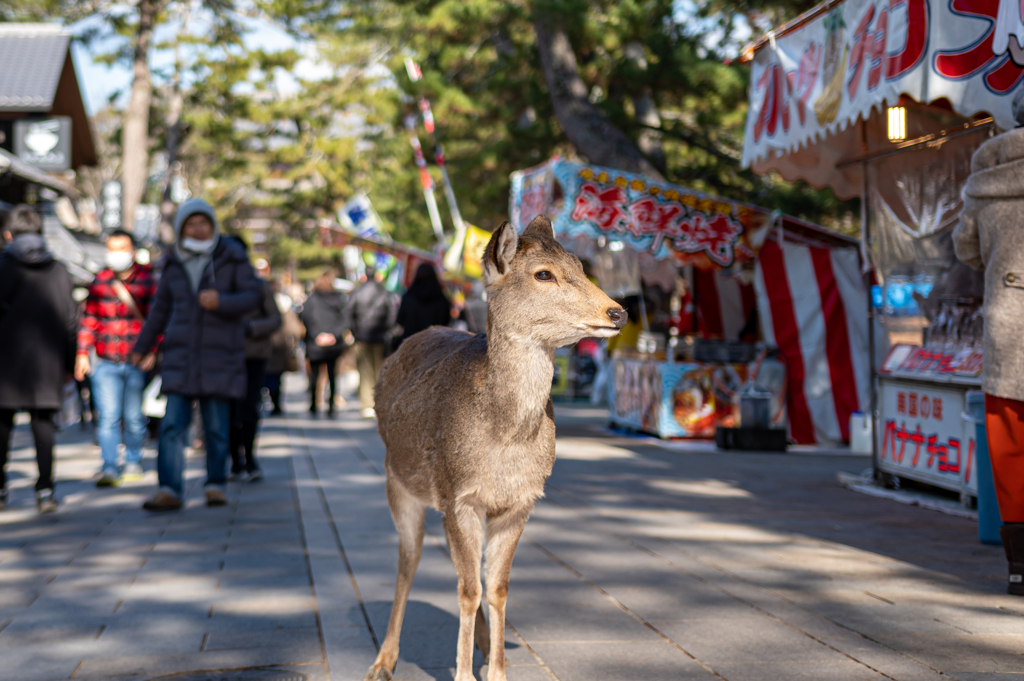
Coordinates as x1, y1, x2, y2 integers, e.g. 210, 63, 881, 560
742, 0, 1024, 194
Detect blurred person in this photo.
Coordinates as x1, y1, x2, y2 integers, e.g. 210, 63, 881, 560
266, 280, 302, 415
344, 264, 394, 418
75, 229, 158, 487
463, 281, 488, 334
228, 237, 281, 481
954, 94, 1024, 595
0, 206, 77, 513
395, 263, 452, 347
300, 269, 348, 416
132, 199, 261, 511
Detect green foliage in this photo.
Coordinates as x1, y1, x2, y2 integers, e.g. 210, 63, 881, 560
71, 0, 858, 280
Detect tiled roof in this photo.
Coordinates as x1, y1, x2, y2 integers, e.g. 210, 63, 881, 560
0, 24, 70, 112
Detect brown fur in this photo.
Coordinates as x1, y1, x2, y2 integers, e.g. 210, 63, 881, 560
363, 216, 625, 681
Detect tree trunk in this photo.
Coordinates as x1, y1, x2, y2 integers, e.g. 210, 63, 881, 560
533, 20, 663, 180
159, 2, 188, 245
624, 42, 666, 176
121, 0, 163, 234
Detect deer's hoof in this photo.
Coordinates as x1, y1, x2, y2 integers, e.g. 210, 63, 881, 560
362, 667, 391, 681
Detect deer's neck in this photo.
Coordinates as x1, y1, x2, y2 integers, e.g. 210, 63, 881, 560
485, 328, 554, 433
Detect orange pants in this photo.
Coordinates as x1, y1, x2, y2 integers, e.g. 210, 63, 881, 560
985, 394, 1024, 523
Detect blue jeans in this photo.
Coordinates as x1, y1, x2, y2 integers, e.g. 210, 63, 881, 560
157, 394, 230, 499
90, 358, 147, 474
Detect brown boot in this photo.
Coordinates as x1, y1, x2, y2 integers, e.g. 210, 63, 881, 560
999, 524, 1024, 596
143, 490, 183, 512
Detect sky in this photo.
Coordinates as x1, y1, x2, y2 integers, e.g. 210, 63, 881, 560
70, 12, 327, 116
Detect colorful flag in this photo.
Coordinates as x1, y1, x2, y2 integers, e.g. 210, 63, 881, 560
338, 194, 385, 240
462, 224, 491, 280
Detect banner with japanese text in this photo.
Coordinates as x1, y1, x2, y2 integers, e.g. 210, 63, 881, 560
510, 159, 773, 271
742, 0, 1024, 169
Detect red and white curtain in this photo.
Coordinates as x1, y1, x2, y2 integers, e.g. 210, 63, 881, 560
695, 268, 757, 341
754, 240, 870, 445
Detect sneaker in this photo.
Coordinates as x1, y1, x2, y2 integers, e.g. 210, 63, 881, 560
361, 408, 376, 418
121, 463, 144, 483
247, 468, 263, 482
36, 489, 58, 513
143, 490, 182, 512
96, 470, 120, 488
205, 488, 227, 507
228, 468, 246, 482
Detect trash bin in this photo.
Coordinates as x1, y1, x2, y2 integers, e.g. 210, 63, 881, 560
965, 391, 1002, 545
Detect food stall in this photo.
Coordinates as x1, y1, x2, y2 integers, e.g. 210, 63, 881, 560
738, 0, 1021, 495
510, 158, 869, 442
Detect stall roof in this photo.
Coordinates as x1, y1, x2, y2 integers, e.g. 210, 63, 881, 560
740, 0, 1018, 197
0, 146, 75, 195
0, 24, 97, 168
0, 24, 69, 111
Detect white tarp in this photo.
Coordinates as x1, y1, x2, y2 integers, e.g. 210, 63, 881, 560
742, 0, 1024, 172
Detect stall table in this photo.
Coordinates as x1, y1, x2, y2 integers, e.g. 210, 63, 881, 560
877, 345, 983, 500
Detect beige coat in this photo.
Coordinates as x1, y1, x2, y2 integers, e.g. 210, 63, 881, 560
954, 127, 1024, 401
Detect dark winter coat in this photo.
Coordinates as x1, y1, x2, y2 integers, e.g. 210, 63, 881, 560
344, 280, 394, 345
300, 289, 349, 362
396, 276, 451, 345
134, 237, 261, 399
0, 235, 77, 409
243, 280, 282, 361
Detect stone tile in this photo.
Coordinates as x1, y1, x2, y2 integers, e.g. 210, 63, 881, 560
72, 647, 323, 679
0, 650, 80, 681
0, 624, 102, 648
203, 626, 322, 651
530, 640, 717, 681
709, 659, 888, 681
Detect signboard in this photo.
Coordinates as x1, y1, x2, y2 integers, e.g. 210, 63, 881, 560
510, 159, 773, 271
877, 378, 977, 493
101, 181, 122, 229
743, 0, 1024, 169
880, 344, 983, 380
14, 117, 72, 171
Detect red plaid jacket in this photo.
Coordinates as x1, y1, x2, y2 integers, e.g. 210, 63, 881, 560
77, 264, 158, 362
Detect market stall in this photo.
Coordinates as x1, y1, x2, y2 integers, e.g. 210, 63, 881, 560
739, 0, 1019, 495
510, 158, 869, 442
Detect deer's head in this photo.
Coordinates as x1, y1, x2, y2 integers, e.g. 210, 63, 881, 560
483, 216, 627, 347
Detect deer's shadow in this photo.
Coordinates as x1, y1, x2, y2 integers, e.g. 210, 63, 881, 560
359, 600, 520, 681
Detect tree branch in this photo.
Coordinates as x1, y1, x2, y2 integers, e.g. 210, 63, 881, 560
533, 19, 663, 180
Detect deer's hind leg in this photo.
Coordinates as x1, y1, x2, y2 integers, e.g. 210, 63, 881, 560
364, 475, 425, 681
445, 500, 486, 681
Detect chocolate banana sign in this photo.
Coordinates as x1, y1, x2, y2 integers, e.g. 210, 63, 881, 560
742, 0, 1024, 168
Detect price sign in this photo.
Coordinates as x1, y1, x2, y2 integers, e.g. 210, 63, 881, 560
877, 379, 976, 493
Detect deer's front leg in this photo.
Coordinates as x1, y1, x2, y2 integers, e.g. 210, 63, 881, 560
445, 501, 485, 681
483, 507, 530, 681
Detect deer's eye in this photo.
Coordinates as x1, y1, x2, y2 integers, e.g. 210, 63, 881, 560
535, 270, 555, 282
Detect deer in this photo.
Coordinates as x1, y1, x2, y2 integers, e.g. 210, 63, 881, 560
363, 216, 626, 681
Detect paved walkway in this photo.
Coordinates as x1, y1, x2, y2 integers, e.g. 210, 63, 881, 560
1, 386, 1021, 681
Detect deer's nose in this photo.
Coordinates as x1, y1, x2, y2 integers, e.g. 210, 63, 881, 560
606, 307, 628, 328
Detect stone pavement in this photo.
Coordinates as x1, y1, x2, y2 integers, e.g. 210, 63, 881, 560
1, 392, 1022, 681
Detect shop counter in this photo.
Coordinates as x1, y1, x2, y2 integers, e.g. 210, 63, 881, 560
608, 355, 786, 439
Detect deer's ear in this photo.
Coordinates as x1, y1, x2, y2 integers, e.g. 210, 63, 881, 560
483, 221, 518, 285
522, 214, 554, 239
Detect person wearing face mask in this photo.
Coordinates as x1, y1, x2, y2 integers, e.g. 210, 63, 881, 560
76, 229, 158, 487
131, 198, 261, 511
